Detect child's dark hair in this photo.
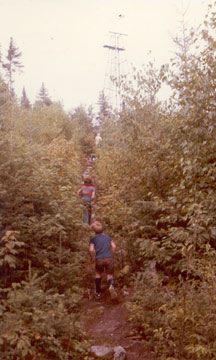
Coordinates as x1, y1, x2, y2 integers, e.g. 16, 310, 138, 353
90, 221, 103, 234
83, 176, 92, 185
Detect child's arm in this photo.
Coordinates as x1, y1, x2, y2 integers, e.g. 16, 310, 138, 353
91, 189, 95, 201
110, 240, 116, 253
77, 188, 82, 197
89, 243, 95, 262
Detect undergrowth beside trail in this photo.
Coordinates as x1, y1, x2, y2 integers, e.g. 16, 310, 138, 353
0, 105, 95, 359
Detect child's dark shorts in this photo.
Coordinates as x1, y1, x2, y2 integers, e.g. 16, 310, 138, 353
95, 257, 114, 275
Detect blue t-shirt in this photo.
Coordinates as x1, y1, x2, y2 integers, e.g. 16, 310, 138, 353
90, 233, 113, 259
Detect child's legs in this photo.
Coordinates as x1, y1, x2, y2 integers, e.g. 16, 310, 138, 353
107, 274, 115, 287
95, 259, 105, 276
82, 202, 91, 225
83, 207, 89, 224
95, 258, 115, 288
95, 260, 103, 294
107, 274, 113, 280
88, 204, 92, 224
103, 258, 115, 286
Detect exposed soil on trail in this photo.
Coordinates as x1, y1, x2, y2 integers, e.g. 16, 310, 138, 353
80, 288, 157, 360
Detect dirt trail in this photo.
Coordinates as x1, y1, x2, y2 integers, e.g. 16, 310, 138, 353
80, 290, 157, 360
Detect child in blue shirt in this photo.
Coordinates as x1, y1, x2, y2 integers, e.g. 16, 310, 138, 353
89, 221, 117, 299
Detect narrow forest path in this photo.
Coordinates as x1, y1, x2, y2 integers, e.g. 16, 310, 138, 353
79, 159, 157, 360
80, 291, 157, 360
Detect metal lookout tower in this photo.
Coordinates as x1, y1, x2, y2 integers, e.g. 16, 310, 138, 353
103, 31, 127, 113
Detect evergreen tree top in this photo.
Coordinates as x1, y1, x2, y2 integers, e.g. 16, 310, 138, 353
36, 83, 52, 106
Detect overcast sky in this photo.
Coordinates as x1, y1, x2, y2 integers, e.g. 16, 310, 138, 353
0, 0, 209, 112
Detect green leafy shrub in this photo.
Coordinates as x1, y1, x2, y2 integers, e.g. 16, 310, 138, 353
0, 102, 94, 359
0, 273, 89, 360
128, 256, 216, 360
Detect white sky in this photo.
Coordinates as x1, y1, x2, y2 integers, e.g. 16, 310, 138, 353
0, 0, 209, 112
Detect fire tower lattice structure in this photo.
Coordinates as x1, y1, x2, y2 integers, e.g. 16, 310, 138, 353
103, 31, 128, 113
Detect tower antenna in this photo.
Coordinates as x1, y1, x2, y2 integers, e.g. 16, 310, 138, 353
103, 31, 128, 113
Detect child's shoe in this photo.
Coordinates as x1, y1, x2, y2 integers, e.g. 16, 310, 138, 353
109, 285, 117, 299
94, 292, 101, 299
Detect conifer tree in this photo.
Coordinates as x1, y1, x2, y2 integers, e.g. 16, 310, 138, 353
36, 82, 52, 106
10, 87, 16, 100
98, 90, 110, 118
70, 106, 95, 155
0, 75, 10, 130
21, 87, 30, 109
96, 90, 110, 128
2, 37, 23, 97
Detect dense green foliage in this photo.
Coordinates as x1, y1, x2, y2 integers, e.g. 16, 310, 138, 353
94, 4, 216, 359
0, 96, 95, 358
